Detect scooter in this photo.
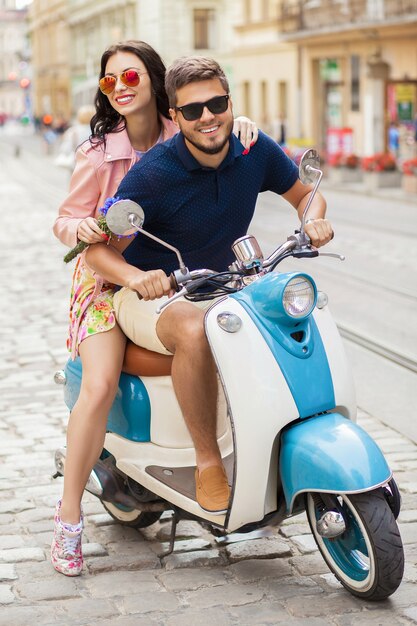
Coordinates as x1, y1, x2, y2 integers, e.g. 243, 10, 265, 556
54, 149, 404, 600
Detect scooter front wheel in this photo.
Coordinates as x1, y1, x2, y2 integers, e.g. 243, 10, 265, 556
305, 489, 404, 600
102, 501, 162, 528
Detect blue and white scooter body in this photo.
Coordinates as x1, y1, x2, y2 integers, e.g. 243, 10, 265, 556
63, 269, 391, 532
205, 271, 391, 531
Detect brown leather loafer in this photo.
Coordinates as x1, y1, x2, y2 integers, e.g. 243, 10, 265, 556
195, 465, 230, 515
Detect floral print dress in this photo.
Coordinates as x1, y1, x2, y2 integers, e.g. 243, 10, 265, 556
67, 250, 116, 359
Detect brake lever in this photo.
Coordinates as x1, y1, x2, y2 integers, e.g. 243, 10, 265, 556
156, 286, 189, 314
156, 274, 223, 313
318, 252, 345, 261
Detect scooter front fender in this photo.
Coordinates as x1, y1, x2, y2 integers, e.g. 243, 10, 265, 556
280, 413, 391, 512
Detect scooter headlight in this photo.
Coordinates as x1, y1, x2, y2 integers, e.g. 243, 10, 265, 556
282, 276, 316, 318
238, 271, 317, 326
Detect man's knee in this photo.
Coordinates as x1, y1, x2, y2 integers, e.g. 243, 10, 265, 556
157, 304, 206, 352
183, 313, 206, 346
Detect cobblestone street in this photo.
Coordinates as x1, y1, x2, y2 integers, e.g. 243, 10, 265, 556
1, 147, 417, 625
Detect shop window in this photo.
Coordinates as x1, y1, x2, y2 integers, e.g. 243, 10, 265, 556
351, 55, 360, 112
193, 8, 216, 50
367, 0, 384, 20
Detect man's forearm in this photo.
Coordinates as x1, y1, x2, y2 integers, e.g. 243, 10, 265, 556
296, 189, 327, 222
85, 242, 142, 288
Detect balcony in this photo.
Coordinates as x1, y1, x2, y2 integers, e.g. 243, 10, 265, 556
280, 0, 417, 36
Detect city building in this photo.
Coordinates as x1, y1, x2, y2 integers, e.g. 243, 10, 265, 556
232, 0, 417, 157
136, 1, 237, 68
28, 0, 239, 120
231, 1, 298, 144
68, 0, 137, 110
280, 0, 417, 158
0, 0, 30, 122
70, 0, 237, 111
28, 0, 71, 124
27, 0, 417, 156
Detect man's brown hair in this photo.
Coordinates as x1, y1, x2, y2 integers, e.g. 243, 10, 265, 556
165, 56, 230, 107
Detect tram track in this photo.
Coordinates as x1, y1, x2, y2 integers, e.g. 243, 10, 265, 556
338, 324, 417, 374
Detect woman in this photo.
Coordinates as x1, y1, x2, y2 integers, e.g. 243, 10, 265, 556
52, 40, 257, 576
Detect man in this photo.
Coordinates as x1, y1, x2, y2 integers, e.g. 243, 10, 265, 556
86, 56, 333, 515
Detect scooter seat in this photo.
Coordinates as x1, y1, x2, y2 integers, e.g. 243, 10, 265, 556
122, 341, 173, 377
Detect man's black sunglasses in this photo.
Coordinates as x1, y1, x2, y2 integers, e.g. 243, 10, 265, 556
175, 94, 230, 121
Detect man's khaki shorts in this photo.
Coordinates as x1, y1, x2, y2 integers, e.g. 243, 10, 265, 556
113, 287, 212, 355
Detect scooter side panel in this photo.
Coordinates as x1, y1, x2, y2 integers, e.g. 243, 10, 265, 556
280, 412, 391, 511
205, 298, 300, 531
231, 274, 336, 418
64, 358, 151, 442
312, 306, 356, 420
144, 376, 230, 449
64, 359, 231, 451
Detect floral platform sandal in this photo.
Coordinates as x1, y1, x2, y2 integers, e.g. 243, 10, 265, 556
51, 500, 84, 576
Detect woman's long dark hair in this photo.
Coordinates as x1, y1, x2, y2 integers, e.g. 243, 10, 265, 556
90, 40, 170, 143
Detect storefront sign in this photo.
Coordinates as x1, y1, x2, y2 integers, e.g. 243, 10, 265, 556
388, 83, 416, 122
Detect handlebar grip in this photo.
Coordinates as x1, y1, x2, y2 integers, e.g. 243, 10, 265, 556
169, 272, 179, 292
136, 272, 178, 300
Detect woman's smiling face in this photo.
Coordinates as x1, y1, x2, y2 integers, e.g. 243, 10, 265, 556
104, 51, 155, 118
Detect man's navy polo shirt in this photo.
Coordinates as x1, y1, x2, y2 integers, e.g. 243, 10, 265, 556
116, 131, 298, 275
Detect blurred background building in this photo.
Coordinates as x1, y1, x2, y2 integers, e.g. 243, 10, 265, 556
28, 0, 70, 125
2, 0, 417, 159
0, 0, 30, 125
278, 0, 417, 159
69, 0, 137, 110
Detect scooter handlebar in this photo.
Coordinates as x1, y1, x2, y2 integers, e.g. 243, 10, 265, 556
135, 272, 179, 301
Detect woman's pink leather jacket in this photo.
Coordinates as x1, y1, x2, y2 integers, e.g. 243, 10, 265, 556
53, 116, 177, 248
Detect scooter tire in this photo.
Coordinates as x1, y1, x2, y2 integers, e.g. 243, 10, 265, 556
305, 489, 404, 600
102, 501, 162, 528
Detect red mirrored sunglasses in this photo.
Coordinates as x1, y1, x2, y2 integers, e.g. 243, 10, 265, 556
99, 69, 148, 95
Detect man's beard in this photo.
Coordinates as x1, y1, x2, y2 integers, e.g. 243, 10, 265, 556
182, 119, 234, 155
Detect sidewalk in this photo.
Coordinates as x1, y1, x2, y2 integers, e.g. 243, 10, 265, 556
0, 148, 417, 625
321, 177, 417, 206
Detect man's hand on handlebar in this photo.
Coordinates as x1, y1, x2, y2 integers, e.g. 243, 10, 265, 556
127, 269, 175, 301
304, 218, 334, 248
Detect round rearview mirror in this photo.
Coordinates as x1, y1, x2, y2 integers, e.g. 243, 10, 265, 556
105, 199, 145, 236
299, 149, 321, 185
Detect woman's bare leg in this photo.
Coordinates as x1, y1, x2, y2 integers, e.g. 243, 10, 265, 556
60, 325, 126, 524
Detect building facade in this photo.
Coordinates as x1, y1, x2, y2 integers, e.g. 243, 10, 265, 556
68, 0, 137, 110
28, 0, 239, 120
279, 0, 417, 157
230, 1, 299, 143
27, 0, 417, 155
135, 0, 237, 66
0, 1, 30, 122
69, 0, 237, 111
28, 0, 71, 122
231, 0, 417, 157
